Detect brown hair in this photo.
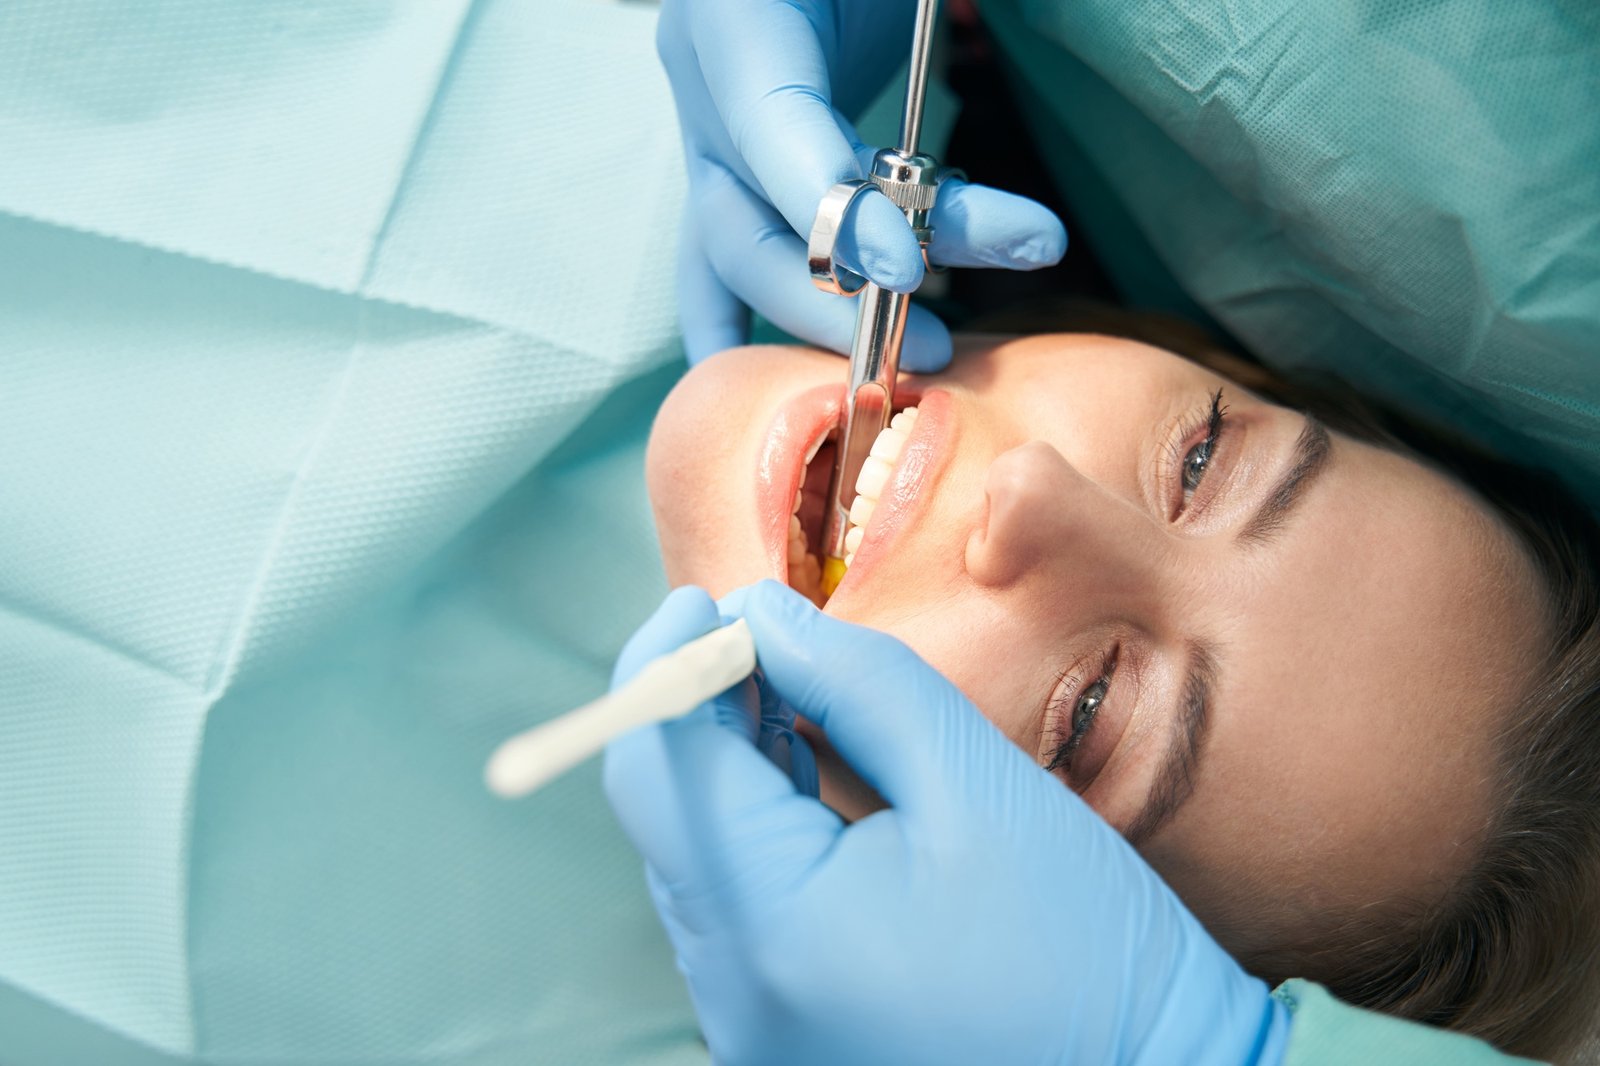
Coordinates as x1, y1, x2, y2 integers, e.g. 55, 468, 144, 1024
972, 299, 1600, 1062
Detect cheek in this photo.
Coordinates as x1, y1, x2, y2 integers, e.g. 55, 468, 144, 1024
947, 334, 1237, 482
646, 346, 836, 595
651, 496, 764, 590
646, 408, 762, 591
871, 597, 1057, 754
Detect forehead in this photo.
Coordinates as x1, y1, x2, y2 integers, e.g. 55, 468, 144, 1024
1146, 432, 1544, 916
947, 332, 1217, 393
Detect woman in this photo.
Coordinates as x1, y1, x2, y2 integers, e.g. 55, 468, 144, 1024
641, 328, 1600, 1062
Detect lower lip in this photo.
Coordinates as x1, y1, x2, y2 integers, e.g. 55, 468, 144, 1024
830, 388, 952, 599
756, 384, 842, 578
755, 381, 934, 580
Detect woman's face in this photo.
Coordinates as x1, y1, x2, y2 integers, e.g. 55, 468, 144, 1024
646, 335, 1544, 950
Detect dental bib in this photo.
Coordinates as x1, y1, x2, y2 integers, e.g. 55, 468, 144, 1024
0, 3, 707, 1063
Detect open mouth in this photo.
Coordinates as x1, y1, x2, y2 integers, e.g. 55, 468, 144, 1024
783, 402, 922, 607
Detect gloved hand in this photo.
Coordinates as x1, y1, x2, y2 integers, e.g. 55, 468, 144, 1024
605, 581, 1292, 1066
658, 0, 1068, 368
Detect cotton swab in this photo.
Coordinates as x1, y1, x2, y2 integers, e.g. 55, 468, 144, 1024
484, 619, 757, 798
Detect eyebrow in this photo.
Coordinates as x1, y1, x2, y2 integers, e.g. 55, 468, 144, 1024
1236, 417, 1333, 545
1122, 417, 1333, 845
1124, 642, 1216, 847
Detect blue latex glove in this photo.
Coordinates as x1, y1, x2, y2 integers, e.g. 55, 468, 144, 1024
605, 581, 1291, 1066
658, 0, 1068, 368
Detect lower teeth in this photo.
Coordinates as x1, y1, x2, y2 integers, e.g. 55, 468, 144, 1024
789, 552, 824, 606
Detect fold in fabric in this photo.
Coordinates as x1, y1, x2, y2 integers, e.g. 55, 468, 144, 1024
0, 2, 705, 1062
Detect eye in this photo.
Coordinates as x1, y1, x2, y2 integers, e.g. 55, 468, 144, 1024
1179, 389, 1227, 504
1044, 676, 1110, 776
1073, 679, 1108, 735
1181, 438, 1213, 493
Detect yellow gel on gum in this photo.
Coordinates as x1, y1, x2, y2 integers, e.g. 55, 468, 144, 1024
821, 555, 848, 599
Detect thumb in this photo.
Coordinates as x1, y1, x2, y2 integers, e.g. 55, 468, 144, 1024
689, 1, 924, 293
604, 586, 839, 896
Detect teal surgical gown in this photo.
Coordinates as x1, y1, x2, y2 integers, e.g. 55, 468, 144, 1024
1276, 981, 1546, 1064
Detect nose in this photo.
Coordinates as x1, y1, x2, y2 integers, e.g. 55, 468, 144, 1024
964, 441, 1172, 599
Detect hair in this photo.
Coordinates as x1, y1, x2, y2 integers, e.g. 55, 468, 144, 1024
970, 298, 1600, 1063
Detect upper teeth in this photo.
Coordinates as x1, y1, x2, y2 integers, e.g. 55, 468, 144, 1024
787, 487, 819, 597
843, 407, 918, 567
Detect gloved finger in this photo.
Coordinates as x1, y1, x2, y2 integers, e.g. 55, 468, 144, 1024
604, 588, 840, 893
606, 707, 839, 899
661, 7, 913, 291
612, 585, 722, 684
830, 186, 925, 294
895, 302, 955, 374
687, 1, 925, 293
611, 586, 757, 743
688, 123, 928, 299
927, 180, 1068, 271
755, 682, 821, 798
676, 209, 750, 364
774, 723, 819, 798
643, 862, 694, 960
693, 161, 952, 369
841, 132, 1067, 274
727, 581, 1043, 820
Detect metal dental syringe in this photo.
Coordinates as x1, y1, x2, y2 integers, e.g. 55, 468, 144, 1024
806, 0, 954, 599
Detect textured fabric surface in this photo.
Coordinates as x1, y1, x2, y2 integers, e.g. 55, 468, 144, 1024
0, 1, 705, 1063
1274, 980, 1547, 1065
986, 0, 1600, 511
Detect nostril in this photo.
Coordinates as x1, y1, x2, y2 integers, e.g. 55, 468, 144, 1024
965, 472, 1029, 588
964, 494, 1016, 588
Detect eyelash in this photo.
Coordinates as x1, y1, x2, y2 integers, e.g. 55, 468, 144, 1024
1173, 389, 1229, 514
1042, 391, 1229, 780
1043, 649, 1118, 777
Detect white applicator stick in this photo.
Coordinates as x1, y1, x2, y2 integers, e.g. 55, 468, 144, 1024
484, 619, 757, 798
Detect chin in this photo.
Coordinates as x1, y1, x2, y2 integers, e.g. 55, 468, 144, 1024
646, 346, 819, 595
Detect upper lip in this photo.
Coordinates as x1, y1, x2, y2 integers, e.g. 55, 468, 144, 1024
755, 381, 950, 594
829, 387, 951, 603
